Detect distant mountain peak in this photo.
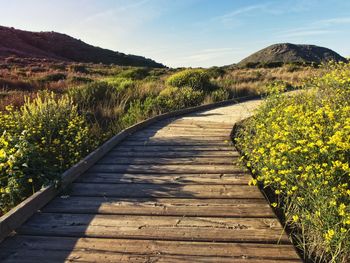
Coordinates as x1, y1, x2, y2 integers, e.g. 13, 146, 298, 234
238, 43, 346, 67
0, 26, 165, 68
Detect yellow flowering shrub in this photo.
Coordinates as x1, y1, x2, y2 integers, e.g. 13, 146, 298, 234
0, 92, 97, 214
0, 130, 30, 213
235, 62, 350, 262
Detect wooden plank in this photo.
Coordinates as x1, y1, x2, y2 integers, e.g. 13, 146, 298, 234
44, 197, 274, 217
0, 235, 300, 259
0, 236, 301, 262
88, 164, 245, 174
135, 131, 232, 136
126, 137, 230, 142
77, 172, 251, 184
120, 140, 232, 146
69, 183, 264, 199
0, 252, 302, 263
131, 133, 231, 138
98, 156, 236, 165
137, 127, 233, 132
17, 213, 290, 243
156, 119, 234, 127
149, 125, 234, 131
112, 146, 235, 152
105, 150, 240, 158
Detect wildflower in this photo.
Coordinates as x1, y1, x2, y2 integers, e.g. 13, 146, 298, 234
248, 179, 257, 186
292, 215, 299, 222
324, 229, 335, 242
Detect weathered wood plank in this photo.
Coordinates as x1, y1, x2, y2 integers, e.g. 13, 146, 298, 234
105, 150, 240, 158
156, 119, 235, 127
77, 172, 251, 184
88, 164, 245, 174
137, 126, 233, 131
127, 136, 230, 144
112, 146, 235, 152
0, 236, 301, 262
120, 140, 233, 146
0, 253, 302, 263
98, 156, 236, 165
0, 255, 302, 263
148, 125, 234, 131
134, 131, 232, 137
69, 183, 264, 199
131, 134, 231, 139
44, 197, 274, 217
17, 213, 290, 243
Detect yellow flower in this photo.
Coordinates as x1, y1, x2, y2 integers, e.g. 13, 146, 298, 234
324, 229, 335, 242
329, 200, 337, 207
338, 203, 346, 216
248, 179, 257, 186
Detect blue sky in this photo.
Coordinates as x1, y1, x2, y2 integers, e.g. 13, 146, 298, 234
1, 0, 350, 67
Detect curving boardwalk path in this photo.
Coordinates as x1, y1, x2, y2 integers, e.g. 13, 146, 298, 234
0, 99, 301, 262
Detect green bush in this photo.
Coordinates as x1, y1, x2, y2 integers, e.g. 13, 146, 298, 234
157, 86, 204, 111
120, 97, 158, 127
0, 93, 96, 214
105, 77, 135, 92
68, 64, 89, 74
68, 82, 117, 108
117, 67, 149, 80
209, 88, 230, 102
166, 69, 211, 91
120, 86, 205, 129
69, 76, 93, 84
38, 73, 67, 82
206, 67, 226, 79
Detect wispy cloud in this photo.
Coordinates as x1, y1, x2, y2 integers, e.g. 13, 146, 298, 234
174, 47, 242, 65
213, 4, 267, 23
313, 17, 350, 27
276, 16, 350, 39
278, 29, 333, 38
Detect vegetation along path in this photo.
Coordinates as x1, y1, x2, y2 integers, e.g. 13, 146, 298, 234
0, 99, 301, 262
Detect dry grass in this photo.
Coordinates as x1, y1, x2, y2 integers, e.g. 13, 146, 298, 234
214, 65, 320, 95
0, 60, 320, 112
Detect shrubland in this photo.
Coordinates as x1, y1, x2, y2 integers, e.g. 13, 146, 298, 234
235, 61, 350, 262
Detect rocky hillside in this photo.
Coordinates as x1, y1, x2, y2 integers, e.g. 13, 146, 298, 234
0, 26, 164, 68
238, 43, 346, 67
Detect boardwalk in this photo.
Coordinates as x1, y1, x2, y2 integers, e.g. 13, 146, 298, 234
0, 99, 301, 262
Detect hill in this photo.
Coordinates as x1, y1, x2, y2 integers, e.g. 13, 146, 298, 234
238, 43, 347, 67
0, 26, 164, 68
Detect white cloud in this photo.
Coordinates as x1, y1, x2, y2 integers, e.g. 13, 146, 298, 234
313, 17, 350, 27
279, 29, 333, 38
214, 4, 267, 23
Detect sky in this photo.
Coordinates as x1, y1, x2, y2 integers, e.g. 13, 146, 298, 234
1, 0, 350, 68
